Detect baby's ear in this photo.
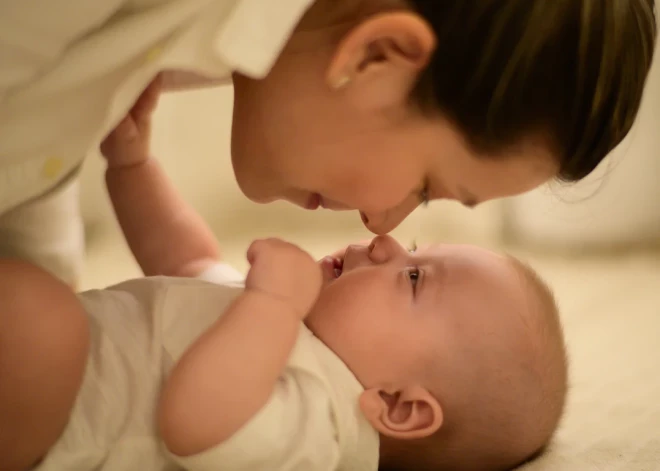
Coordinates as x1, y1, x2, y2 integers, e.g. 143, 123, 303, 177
359, 385, 443, 439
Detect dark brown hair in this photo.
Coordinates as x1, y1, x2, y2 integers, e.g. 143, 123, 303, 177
409, 0, 657, 181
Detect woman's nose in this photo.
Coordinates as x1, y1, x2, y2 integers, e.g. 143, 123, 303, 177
368, 235, 401, 264
360, 198, 419, 235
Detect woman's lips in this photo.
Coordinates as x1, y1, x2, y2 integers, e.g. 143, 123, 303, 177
306, 193, 321, 210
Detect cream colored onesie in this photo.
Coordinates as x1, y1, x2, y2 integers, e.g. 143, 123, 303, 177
35, 264, 379, 471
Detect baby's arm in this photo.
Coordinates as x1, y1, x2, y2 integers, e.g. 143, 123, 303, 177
159, 239, 323, 456
100, 76, 219, 277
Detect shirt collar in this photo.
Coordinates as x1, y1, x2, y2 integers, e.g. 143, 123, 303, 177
213, 0, 316, 78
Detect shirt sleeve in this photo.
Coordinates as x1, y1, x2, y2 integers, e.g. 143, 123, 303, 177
0, 0, 126, 93
166, 369, 341, 471
194, 262, 244, 286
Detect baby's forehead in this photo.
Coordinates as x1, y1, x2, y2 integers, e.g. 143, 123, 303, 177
419, 243, 508, 272
419, 245, 530, 320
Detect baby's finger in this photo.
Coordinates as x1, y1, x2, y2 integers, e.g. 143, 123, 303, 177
113, 116, 138, 141
246, 239, 265, 265
100, 116, 137, 157
101, 116, 126, 146
132, 74, 163, 122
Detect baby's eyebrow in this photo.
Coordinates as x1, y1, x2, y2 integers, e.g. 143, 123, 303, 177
409, 242, 436, 254
421, 266, 446, 308
426, 257, 452, 295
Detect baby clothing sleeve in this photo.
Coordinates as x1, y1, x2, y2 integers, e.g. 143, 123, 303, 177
194, 262, 245, 286
166, 367, 341, 471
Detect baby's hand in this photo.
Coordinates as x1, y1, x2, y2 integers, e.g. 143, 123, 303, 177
100, 74, 162, 169
245, 238, 322, 319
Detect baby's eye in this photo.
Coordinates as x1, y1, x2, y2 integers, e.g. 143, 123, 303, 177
407, 267, 421, 293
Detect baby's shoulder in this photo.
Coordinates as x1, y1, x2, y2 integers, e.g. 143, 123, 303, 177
78, 276, 241, 318
77, 275, 201, 301
158, 276, 243, 311
287, 328, 355, 392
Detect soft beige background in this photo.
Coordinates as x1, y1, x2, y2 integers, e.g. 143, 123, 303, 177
76, 41, 660, 471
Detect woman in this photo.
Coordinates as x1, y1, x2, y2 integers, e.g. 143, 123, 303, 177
0, 0, 656, 285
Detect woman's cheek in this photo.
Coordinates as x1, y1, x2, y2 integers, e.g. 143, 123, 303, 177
355, 183, 416, 213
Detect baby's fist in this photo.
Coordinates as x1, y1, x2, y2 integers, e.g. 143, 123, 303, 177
245, 238, 322, 319
100, 75, 162, 168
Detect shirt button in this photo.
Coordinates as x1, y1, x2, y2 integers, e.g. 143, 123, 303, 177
42, 157, 64, 179
145, 45, 164, 63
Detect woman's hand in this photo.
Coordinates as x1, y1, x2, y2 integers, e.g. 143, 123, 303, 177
100, 74, 162, 168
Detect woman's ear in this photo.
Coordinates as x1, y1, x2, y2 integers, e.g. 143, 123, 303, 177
326, 12, 436, 108
359, 385, 443, 440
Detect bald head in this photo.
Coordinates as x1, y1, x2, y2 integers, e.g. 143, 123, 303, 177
381, 255, 568, 471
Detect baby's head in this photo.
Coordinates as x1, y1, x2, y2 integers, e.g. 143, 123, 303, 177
306, 235, 567, 470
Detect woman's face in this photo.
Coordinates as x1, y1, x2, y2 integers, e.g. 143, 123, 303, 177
229, 8, 558, 234
231, 75, 557, 234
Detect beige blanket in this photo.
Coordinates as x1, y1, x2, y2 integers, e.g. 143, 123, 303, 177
517, 251, 660, 471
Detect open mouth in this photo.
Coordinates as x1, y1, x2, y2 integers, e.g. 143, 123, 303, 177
321, 255, 344, 280
332, 256, 344, 278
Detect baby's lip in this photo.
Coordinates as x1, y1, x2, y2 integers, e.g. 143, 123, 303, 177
319, 256, 343, 282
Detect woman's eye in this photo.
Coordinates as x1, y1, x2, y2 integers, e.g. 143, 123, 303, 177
418, 184, 430, 207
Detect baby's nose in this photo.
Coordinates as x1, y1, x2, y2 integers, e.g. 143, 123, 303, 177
368, 235, 400, 264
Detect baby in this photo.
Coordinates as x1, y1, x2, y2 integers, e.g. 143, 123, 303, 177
1, 237, 568, 471
0, 88, 568, 471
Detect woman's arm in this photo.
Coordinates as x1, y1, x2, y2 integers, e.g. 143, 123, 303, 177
101, 76, 219, 277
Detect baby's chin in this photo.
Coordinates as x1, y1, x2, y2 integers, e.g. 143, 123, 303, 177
302, 305, 323, 337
